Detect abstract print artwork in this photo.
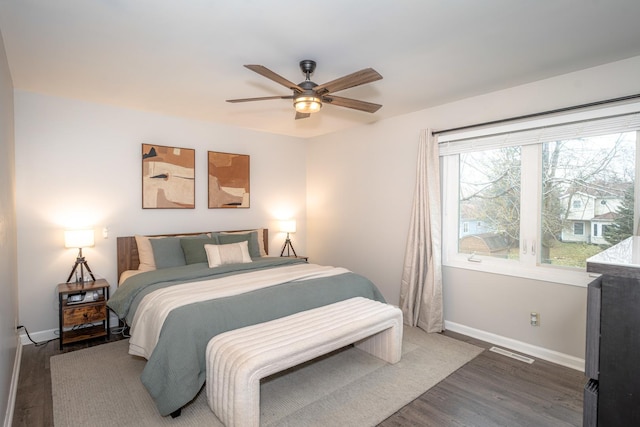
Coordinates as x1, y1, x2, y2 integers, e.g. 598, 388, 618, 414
142, 144, 195, 209
208, 151, 250, 208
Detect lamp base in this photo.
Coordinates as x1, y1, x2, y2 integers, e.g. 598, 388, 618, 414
66, 253, 96, 284
280, 236, 297, 257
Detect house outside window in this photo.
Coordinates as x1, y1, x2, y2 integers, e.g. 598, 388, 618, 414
440, 103, 640, 286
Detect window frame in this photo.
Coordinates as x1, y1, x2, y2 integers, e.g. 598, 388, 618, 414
440, 102, 640, 288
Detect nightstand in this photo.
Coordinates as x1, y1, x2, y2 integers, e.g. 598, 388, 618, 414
57, 278, 110, 350
286, 255, 308, 262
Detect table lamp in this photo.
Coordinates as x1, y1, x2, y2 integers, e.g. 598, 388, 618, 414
64, 229, 96, 283
279, 220, 297, 257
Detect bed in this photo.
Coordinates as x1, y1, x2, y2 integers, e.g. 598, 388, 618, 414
107, 228, 386, 417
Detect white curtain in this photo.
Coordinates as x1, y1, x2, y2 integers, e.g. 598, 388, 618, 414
399, 129, 443, 333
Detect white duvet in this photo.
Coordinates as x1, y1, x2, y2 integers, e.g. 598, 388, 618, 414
128, 263, 349, 359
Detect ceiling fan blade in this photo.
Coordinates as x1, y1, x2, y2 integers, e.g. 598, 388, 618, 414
226, 95, 294, 103
295, 112, 311, 120
322, 95, 382, 113
244, 65, 303, 92
313, 68, 382, 96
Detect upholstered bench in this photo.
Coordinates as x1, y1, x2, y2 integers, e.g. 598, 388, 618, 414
205, 297, 403, 427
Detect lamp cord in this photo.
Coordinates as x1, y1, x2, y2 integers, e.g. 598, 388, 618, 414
16, 325, 57, 347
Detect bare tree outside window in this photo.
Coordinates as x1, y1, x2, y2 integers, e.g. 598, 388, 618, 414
459, 146, 521, 259
457, 131, 636, 268
541, 133, 635, 267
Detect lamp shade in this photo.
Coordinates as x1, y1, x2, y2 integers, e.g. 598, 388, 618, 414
279, 220, 296, 234
64, 229, 95, 248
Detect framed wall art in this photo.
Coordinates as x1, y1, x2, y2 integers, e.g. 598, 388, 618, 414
142, 144, 195, 209
208, 151, 250, 208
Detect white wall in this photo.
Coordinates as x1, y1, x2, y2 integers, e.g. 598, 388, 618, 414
14, 91, 307, 333
306, 123, 418, 304
0, 28, 18, 427
308, 55, 640, 361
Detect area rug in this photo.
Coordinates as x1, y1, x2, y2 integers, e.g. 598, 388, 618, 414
51, 326, 482, 426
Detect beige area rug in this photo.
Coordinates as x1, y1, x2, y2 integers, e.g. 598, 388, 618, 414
51, 326, 482, 427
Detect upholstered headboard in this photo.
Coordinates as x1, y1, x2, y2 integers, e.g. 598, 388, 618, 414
116, 229, 269, 281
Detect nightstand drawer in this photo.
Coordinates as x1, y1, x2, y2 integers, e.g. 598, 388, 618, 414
63, 304, 106, 326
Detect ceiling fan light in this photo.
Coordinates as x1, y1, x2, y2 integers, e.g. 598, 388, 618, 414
294, 96, 322, 114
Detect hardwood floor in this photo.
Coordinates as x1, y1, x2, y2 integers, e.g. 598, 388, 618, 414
12, 329, 584, 426
379, 331, 584, 427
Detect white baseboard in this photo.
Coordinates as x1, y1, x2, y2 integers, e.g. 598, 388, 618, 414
4, 334, 22, 427
18, 312, 120, 346
445, 320, 585, 372
18, 328, 58, 346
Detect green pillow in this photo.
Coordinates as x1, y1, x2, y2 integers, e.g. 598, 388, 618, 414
181, 237, 220, 264
150, 234, 208, 269
215, 231, 261, 258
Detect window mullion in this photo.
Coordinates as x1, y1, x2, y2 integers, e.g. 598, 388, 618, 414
520, 145, 541, 267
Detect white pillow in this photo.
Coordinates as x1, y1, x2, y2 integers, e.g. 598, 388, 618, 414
205, 241, 253, 268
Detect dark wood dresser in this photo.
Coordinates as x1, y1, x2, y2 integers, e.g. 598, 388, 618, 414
584, 237, 640, 426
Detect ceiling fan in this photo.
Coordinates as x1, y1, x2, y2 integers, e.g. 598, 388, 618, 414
226, 60, 383, 119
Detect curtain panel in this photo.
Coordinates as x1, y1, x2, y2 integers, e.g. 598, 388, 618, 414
399, 129, 443, 333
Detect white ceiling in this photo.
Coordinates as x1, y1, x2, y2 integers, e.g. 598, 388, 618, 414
1, 1, 640, 139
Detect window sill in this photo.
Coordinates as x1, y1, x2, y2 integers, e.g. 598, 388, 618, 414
443, 257, 596, 287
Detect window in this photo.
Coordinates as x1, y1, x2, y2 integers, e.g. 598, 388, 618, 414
458, 146, 520, 259
441, 103, 640, 286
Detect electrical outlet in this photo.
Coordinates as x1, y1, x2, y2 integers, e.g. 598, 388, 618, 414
530, 312, 539, 326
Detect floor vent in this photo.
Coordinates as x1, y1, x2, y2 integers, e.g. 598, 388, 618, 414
489, 346, 535, 364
